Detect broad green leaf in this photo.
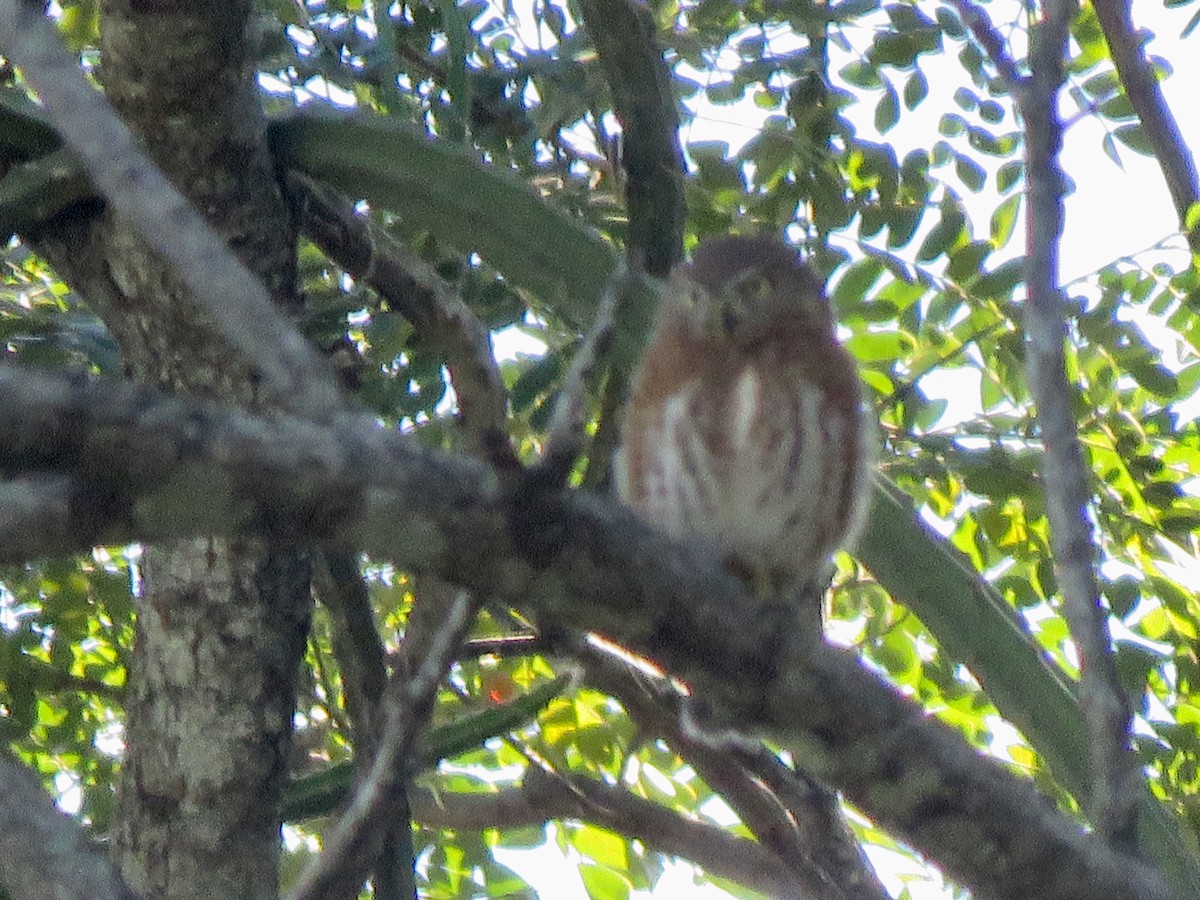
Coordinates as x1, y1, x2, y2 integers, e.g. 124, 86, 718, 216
989, 195, 1021, 247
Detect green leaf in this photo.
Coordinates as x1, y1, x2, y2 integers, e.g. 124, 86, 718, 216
875, 80, 900, 133
845, 329, 915, 362
841, 60, 882, 88
573, 825, 629, 868
990, 194, 1021, 247
955, 154, 987, 192
1184, 7, 1200, 39
833, 258, 886, 306
946, 241, 991, 282
939, 113, 967, 136
1128, 361, 1179, 397
1114, 123, 1156, 156
916, 203, 965, 262
978, 100, 1005, 124
281, 678, 567, 821
953, 87, 978, 111
997, 160, 1024, 193
437, 0, 474, 143
1184, 201, 1200, 233
903, 69, 928, 109
830, 0, 881, 20
579, 864, 631, 900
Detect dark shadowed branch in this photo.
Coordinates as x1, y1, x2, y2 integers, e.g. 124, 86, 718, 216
0, 363, 1181, 900
313, 552, 414, 900
289, 592, 475, 900
0, 753, 142, 900
575, 0, 685, 278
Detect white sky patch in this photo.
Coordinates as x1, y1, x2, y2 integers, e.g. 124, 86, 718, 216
492, 321, 550, 360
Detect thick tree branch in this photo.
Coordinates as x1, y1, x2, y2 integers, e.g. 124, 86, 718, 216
0, 363, 1180, 900
575, 0, 685, 277
0, 0, 342, 421
1091, 0, 1200, 252
0, 754, 141, 900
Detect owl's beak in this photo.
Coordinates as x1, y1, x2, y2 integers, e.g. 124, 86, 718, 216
720, 302, 742, 334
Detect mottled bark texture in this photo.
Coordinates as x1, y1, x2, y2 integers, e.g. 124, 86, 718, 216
92, 2, 311, 898
0, 364, 1179, 900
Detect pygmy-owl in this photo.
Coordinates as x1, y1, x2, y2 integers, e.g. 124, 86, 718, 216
614, 234, 870, 600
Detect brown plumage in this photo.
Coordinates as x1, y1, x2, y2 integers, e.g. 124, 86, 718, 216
614, 234, 870, 598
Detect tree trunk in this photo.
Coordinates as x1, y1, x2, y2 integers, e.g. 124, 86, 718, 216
87, 2, 312, 897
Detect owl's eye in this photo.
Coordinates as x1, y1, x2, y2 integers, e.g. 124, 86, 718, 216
732, 272, 773, 304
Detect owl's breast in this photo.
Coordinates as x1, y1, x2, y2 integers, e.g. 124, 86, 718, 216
616, 337, 868, 592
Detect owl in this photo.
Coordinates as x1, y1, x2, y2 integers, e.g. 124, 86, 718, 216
614, 234, 870, 600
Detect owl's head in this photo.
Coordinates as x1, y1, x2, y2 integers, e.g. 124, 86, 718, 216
667, 234, 832, 346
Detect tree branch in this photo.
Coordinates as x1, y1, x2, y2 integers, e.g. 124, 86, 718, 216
285, 171, 508, 456
407, 773, 798, 897
1091, 0, 1200, 252
952, 0, 1142, 858
0, 363, 1180, 900
579, 640, 887, 900
288, 592, 475, 900
313, 552, 415, 900
0, 0, 343, 421
1026, 0, 1140, 853
575, 0, 685, 277
0, 753, 142, 900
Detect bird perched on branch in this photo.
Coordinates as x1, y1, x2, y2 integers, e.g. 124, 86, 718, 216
614, 234, 870, 607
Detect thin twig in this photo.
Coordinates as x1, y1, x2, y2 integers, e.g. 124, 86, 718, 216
949, 0, 1026, 90
1091, 0, 1200, 253
288, 591, 475, 900
0, 0, 344, 422
964, 0, 1142, 852
538, 265, 640, 486
286, 171, 510, 461
579, 365, 628, 489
